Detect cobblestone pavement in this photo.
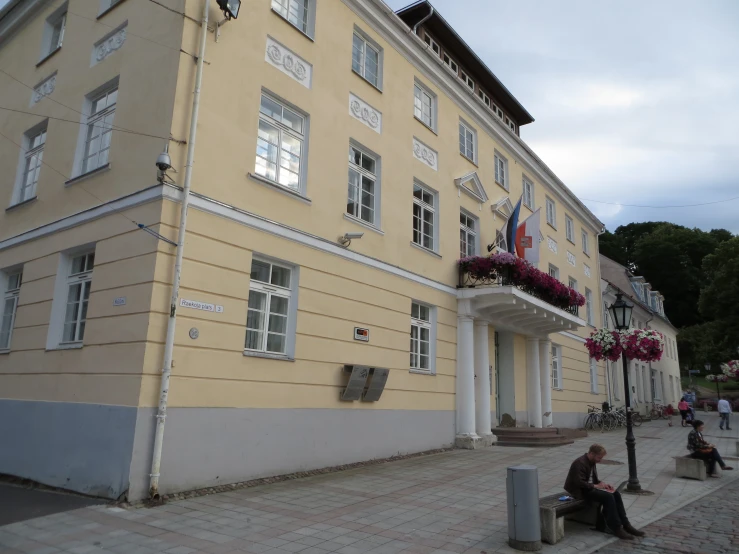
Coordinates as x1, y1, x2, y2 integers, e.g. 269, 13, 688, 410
1, 413, 737, 554
594, 477, 739, 554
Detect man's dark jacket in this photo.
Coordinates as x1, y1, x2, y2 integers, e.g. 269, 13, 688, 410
564, 453, 600, 499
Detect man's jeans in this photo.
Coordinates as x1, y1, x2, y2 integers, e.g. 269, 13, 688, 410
691, 448, 726, 475
719, 412, 731, 429
583, 489, 628, 532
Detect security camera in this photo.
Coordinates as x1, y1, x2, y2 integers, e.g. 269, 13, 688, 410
338, 232, 364, 247
156, 150, 172, 172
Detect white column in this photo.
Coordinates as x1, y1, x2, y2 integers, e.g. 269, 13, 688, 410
526, 337, 543, 428
539, 339, 553, 428
456, 315, 478, 440
474, 321, 492, 439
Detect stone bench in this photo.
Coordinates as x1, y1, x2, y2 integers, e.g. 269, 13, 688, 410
675, 455, 709, 480
539, 494, 600, 545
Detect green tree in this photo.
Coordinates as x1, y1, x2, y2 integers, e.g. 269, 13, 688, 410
698, 237, 739, 359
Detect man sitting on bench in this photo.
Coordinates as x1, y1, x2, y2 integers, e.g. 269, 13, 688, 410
564, 444, 645, 541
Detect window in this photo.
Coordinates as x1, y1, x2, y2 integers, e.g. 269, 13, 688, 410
14, 126, 46, 204
81, 87, 117, 174
352, 31, 381, 88
603, 302, 610, 328
582, 229, 590, 255
504, 116, 516, 132
458, 119, 476, 162
347, 145, 377, 225
412, 182, 436, 251
460, 211, 477, 258
491, 102, 504, 120
585, 288, 593, 324
0, 270, 22, 351
590, 359, 598, 393
548, 264, 559, 280
565, 215, 575, 243
568, 277, 577, 291
99, 0, 124, 14
414, 82, 435, 129
246, 259, 294, 355
460, 70, 474, 91
478, 89, 491, 108
63, 253, 94, 344
40, 5, 66, 60
255, 93, 305, 192
522, 177, 534, 209
551, 344, 562, 389
611, 362, 620, 400
442, 52, 458, 73
546, 197, 556, 228
423, 33, 440, 55
410, 302, 433, 372
271, 0, 313, 35
493, 152, 508, 190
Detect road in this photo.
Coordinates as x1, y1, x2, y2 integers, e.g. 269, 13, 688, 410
0, 483, 103, 527
594, 477, 739, 554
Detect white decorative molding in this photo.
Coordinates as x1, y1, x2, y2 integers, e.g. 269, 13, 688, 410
492, 196, 514, 220
349, 93, 382, 133
584, 263, 591, 278
547, 237, 558, 254
413, 137, 438, 171
567, 251, 576, 266
265, 36, 312, 88
455, 171, 488, 202
92, 23, 127, 66
30, 73, 56, 106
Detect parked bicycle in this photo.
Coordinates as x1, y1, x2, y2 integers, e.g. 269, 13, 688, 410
584, 405, 642, 431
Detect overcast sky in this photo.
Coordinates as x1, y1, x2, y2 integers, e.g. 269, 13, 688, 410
386, 0, 739, 233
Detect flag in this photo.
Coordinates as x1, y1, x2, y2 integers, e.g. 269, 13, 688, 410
501, 197, 522, 254
515, 208, 542, 264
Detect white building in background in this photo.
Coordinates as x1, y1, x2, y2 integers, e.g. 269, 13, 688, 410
600, 255, 681, 414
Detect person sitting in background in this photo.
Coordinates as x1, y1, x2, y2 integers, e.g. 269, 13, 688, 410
718, 397, 732, 431
678, 398, 690, 427
564, 444, 645, 540
687, 420, 734, 477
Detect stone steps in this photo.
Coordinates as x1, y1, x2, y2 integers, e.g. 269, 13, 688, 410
492, 427, 578, 448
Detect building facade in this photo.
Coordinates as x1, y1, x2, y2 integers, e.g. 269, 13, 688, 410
0, 0, 607, 502
599, 255, 681, 414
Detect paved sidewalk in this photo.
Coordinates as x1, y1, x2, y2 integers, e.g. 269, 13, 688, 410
594, 477, 739, 553
1, 413, 737, 554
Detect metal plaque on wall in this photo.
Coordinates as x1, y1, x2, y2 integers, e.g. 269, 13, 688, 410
362, 367, 390, 402
340, 365, 370, 401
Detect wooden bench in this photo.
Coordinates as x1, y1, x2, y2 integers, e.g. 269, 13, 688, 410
675, 455, 709, 481
539, 494, 600, 545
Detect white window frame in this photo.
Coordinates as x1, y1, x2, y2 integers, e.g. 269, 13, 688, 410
522, 176, 534, 209
565, 215, 575, 243
590, 358, 598, 393
585, 288, 593, 325
548, 264, 559, 280
546, 196, 557, 228
423, 32, 440, 55
99, 0, 126, 16
271, 0, 316, 38
582, 229, 590, 255
245, 257, 299, 359
47, 248, 95, 350
11, 121, 48, 206
611, 362, 620, 400
412, 180, 438, 253
494, 152, 508, 190
346, 141, 381, 228
460, 70, 475, 91
0, 268, 23, 351
254, 91, 309, 195
459, 209, 478, 258
458, 118, 477, 163
410, 301, 436, 374
478, 89, 491, 108
413, 79, 437, 131
568, 277, 578, 292
504, 115, 516, 133
39, 3, 67, 61
491, 102, 505, 121
442, 52, 458, 73
551, 344, 562, 389
72, 80, 118, 178
352, 28, 383, 90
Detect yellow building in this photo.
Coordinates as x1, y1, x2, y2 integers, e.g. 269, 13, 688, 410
0, 0, 608, 501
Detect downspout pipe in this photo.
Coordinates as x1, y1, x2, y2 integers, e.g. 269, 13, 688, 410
411, 4, 434, 35
148, 0, 209, 500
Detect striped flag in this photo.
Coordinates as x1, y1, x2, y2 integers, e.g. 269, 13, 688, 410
501, 197, 522, 254
515, 208, 542, 264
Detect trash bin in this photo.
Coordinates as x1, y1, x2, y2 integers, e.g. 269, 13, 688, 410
507, 465, 541, 552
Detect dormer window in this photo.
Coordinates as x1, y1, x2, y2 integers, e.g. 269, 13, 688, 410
443, 52, 458, 73
460, 70, 475, 91
479, 89, 491, 108
423, 33, 440, 55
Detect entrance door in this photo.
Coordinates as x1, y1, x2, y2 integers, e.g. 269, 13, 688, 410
494, 331, 501, 425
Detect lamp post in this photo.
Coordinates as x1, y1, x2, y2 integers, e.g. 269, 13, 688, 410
609, 293, 641, 492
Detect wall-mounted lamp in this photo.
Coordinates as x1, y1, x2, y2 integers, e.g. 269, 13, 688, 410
338, 232, 364, 248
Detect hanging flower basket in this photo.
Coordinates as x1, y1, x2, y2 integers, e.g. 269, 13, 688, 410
620, 329, 664, 362
721, 360, 739, 379
585, 328, 623, 362
706, 373, 729, 383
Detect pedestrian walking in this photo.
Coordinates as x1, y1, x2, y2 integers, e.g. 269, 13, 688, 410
687, 420, 734, 477
678, 397, 690, 427
665, 403, 674, 426
718, 396, 732, 430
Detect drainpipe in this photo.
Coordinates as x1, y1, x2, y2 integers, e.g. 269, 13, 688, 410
644, 311, 655, 414
411, 5, 434, 35
148, 0, 209, 500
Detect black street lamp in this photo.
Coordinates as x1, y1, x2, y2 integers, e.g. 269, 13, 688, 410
706, 362, 721, 398
608, 293, 641, 492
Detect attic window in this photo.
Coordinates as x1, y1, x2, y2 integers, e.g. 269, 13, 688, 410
423, 33, 440, 55
460, 70, 475, 91
443, 52, 458, 73
479, 89, 491, 107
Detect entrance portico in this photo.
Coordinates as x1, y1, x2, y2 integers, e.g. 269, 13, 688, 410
456, 286, 585, 448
